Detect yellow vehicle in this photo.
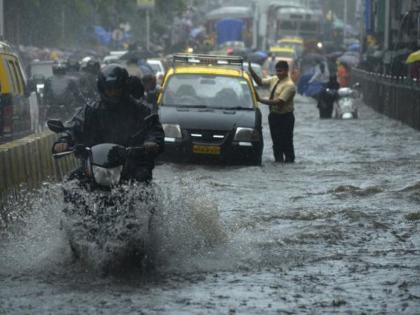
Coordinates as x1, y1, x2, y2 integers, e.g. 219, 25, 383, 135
277, 37, 304, 57
158, 54, 263, 165
0, 41, 31, 140
269, 46, 297, 60
264, 46, 300, 83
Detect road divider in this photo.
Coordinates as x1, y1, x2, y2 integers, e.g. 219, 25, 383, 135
0, 131, 78, 204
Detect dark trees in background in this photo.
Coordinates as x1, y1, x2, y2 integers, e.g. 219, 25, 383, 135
3, 0, 188, 49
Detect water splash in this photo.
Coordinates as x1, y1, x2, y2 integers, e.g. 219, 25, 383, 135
151, 177, 228, 272
0, 178, 229, 276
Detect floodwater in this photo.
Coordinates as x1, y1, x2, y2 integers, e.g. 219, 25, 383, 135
1, 95, 419, 314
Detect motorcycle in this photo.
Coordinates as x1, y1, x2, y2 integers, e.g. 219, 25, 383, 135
48, 118, 158, 274
333, 83, 361, 120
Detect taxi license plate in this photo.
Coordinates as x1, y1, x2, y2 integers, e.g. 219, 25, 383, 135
192, 145, 221, 155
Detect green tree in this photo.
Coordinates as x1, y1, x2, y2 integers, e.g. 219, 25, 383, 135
4, 0, 190, 50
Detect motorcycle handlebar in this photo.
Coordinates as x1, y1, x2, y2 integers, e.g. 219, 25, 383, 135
52, 144, 147, 160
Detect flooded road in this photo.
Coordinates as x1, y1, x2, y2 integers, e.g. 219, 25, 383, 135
1, 95, 420, 314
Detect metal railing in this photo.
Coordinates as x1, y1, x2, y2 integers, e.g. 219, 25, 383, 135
352, 69, 420, 131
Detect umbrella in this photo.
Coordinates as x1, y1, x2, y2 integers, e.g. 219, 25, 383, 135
190, 26, 205, 39
337, 54, 359, 67
327, 51, 344, 60
247, 51, 268, 64
405, 50, 420, 64
302, 52, 325, 63
348, 43, 360, 52
120, 49, 153, 61
94, 26, 112, 46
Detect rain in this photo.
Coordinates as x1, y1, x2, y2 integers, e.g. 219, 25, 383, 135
0, 1, 420, 314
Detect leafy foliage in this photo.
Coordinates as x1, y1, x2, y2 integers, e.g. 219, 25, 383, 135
4, 0, 189, 48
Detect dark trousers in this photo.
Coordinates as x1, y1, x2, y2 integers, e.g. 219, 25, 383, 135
268, 111, 295, 162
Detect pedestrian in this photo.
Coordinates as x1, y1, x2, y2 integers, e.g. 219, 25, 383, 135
337, 61, 350, 87
248, 60, 296, 163
269, 54, 277, 75
308, 60, 329, 85
79, 56, 101, 102
142, 73, 159, 113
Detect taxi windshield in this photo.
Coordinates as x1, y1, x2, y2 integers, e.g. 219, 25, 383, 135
162, 74, 254, 109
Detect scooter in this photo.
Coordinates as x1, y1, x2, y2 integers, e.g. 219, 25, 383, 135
333, 83, 361, 120
48, 118, 157, 274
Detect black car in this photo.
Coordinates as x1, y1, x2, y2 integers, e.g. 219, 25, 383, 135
157, 54, 263, 165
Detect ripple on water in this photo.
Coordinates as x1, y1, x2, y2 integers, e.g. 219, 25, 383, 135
329, 184, 384, 197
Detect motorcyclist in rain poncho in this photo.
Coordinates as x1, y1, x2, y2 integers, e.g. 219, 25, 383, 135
53, 64, 165, 183
79, 56, 101, 102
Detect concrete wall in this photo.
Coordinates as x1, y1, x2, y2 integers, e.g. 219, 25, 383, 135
0, 131, 78, 204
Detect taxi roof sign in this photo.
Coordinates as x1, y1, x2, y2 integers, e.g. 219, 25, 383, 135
277, 37, 304, 44
173, 54, 244, 70
269, 46, 295, 53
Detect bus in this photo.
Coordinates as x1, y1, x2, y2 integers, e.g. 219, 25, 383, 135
205, 6, 257, 49
266, 2, 322, 48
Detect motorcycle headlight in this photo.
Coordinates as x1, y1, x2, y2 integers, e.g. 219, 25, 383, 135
36, 83, 44, 93
92, 165, 123, 187
163, 124, 182, 142
342, 112, 353, 119
233, 127, 259, 142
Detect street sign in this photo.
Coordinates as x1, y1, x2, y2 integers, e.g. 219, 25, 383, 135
137, 0, 155, 9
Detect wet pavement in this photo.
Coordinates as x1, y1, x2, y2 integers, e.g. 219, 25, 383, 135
1, 95, 419, 314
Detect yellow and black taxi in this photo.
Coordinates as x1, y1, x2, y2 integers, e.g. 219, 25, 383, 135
0, 41, 31, 140
157, 54, 263, 165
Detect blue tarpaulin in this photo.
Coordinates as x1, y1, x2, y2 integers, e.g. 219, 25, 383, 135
215, 19, 244, 45
94, 26, 112, 46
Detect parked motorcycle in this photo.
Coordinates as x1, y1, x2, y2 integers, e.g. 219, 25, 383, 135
333, 83, 361, 120
48, 118, 158, 274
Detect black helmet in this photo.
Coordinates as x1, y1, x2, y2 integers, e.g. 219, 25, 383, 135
52, 61, 67, 75
80, 56, 100, 75
66, 57, 80, 72
97, 64, 129, 105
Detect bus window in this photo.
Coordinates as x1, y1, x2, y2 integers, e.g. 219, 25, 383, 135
280, 21, 297, 32
301, 21, 318, 33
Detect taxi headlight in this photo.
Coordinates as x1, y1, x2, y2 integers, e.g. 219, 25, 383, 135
92, 165, 123, 187
162, 124, 182, 139
233, 127, 259, 141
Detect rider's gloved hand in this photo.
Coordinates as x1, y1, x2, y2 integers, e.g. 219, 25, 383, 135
144, 141, 160, 155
